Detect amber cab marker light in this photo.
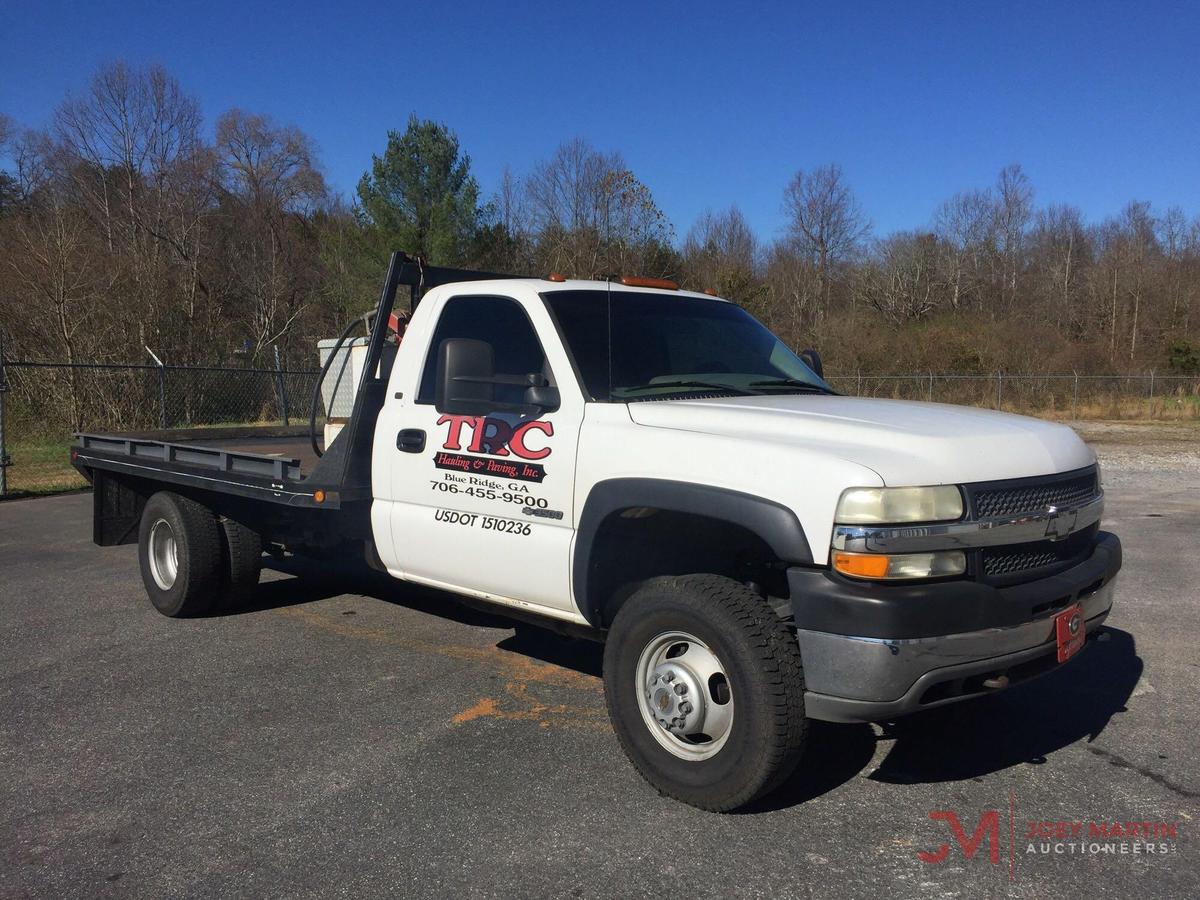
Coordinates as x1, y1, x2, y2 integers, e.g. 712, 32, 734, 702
546, 272, 567, 282
313, 489, 326, 504
704, 288, 718, 296
833, 551, 890, 579
619, 275, 679, 290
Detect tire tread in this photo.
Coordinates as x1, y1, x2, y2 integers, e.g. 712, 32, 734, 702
603, 574, 807, 811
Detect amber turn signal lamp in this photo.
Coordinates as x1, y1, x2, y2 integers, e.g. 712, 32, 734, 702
833, 551, 890, 578
546, 272, 567, 282
619, 275, 679, 290
313, 489, 326, 504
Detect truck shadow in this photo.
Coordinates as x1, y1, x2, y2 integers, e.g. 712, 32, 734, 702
748, 627, 1142, 812
243, 556, 518, 630
253, 555, 609, 674
867, 627, 1142, 783
247, 558, 1142, 814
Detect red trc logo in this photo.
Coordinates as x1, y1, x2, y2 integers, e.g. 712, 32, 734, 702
437, 415, 553, 461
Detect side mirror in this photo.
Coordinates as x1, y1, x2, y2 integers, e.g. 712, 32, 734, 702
436, 338, 561, 415
524, 383, 560, 413
799, 348, 824, 380
436, 338, 495, 415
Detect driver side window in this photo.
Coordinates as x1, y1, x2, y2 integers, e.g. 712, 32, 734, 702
417, 295, 550, 405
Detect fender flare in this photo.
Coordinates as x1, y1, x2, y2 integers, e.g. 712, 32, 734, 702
573, 478, 813, 625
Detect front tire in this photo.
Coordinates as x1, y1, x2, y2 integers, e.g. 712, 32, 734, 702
137, 492, 223, 617
603, 575, 807, 811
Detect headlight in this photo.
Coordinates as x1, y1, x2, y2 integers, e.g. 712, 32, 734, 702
835, 485, 963, 524
833, 550, 966, 580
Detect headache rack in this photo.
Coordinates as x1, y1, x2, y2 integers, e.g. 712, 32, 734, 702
299, 252, 537, 501
71, 252, 535, 540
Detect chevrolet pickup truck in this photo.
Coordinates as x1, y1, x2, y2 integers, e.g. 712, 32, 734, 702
71, 252, 1121, 811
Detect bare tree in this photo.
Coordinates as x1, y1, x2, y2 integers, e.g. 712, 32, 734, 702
682, 206, 765, 310
782, 163, 869, 311
1028, 204, 1089, 331
54, 61, 204, 255
217, 109, 325, 214
216, 109, 327, 359
1157, 206, 1199, 335
934, 189, 994, 310
851, 232, 946, 325
495, 165, 530, 238
993, 163, 1033, 308
526, 137, 621, 235
525, 138, 672, 277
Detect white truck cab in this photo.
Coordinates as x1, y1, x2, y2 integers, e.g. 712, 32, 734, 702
73, 255, 1121, 811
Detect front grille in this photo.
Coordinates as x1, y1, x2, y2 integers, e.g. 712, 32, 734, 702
980, 526, 1097, 580
971, 468, 1098, 519
983, 546, 1059, 576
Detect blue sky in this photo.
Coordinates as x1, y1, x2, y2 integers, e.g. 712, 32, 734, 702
3, 0, 1198, 242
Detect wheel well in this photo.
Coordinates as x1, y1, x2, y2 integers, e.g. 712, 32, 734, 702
587, 508, 789, 627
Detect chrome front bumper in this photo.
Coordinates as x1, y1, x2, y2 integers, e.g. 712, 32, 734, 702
798, 578, 1115, 722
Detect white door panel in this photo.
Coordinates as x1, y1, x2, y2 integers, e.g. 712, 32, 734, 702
376, 289, 584, 614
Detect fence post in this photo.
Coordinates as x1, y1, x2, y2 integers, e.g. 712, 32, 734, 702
146, 346, 167, 430
0, 331, 9, 498
1072, 371, 1079, 419
996, 372, 1003, 409
1149, 369, 1155, 399
928, 371, 933, 402
273, 344, 290, 427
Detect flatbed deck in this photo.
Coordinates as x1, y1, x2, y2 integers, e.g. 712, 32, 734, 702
170, 433, 323, 475
72, 428, 337, 511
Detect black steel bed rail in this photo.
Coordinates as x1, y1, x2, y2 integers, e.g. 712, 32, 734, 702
71, 433, 342, 510
75, 433, 302, 481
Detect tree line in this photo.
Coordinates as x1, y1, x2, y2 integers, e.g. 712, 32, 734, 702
2, 61, 1198, 377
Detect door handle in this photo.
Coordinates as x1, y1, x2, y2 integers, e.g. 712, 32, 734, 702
397, 429, 426, 453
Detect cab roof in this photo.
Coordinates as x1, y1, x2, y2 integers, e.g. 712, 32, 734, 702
434, 277, 729, 303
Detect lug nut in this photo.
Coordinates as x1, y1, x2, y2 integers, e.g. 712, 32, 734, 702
673, 683, 687, 695
679, 701, 693, 715
664, 671, 675, 682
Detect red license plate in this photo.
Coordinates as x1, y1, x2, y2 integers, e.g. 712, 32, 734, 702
1054, 604, 1086, 663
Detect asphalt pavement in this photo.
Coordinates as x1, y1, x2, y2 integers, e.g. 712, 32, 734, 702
1, 463, 1196, 898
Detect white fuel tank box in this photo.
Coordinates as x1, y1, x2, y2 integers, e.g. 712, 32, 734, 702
316, 337, 396, 448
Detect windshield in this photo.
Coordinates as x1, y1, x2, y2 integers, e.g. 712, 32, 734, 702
542, 289, 832, 401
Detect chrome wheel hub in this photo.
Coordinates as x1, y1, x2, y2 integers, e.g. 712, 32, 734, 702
647, 663, 703, 735
636, 631, 734, 761
148, 518, 179, 591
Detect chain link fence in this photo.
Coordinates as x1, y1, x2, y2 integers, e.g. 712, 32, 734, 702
0, 348, 1198, 496
0, 352, 324, 496
3, 361, 322, 436
824, 373, 1200, 418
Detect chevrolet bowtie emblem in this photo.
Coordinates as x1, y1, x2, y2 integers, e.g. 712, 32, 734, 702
1044, 505, 1078, 541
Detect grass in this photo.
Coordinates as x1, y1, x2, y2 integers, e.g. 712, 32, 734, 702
2, 440, 88, 499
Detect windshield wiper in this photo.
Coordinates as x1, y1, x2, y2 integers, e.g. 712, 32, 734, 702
618, 380, 759, 397
749, 379, 834, 394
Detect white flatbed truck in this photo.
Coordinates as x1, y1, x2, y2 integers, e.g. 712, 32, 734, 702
72, 252, 1121, 810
